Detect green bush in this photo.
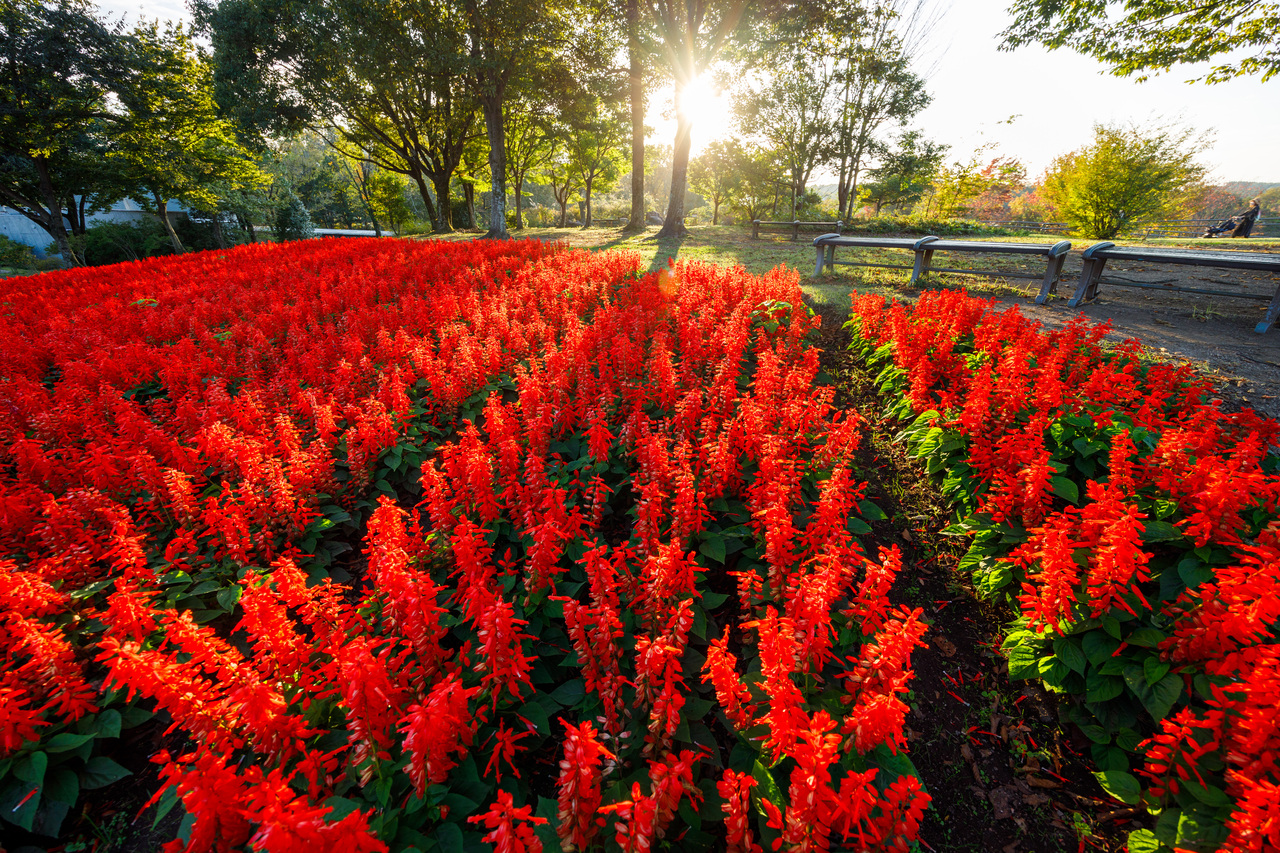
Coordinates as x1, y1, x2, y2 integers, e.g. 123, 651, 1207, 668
74, 220, 172, 265
0, 234, 36, 269
844, 216, 1024, 237
273, 192, 315, 242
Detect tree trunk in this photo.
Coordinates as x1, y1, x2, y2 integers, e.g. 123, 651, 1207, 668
656, 82, 692, 240
583, 177, 594, 228
482, 96, 509, 239
410, 171, 440, 232
846, 164, 864, 221
154, 192, 185, 254
624, 0, 645, 233
431, 172, 454, 233
558, 198, 568, 228
33, 156, 78, 265
212, 212, 227, 248
513, 176, 525, 229
68, 193, 89, 236
712, 198, 720, 225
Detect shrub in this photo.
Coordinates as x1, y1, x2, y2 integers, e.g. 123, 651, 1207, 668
33, 257, 67, 272
273, 191, 315, 242
0, 234, 36, 269
842, 216, 1024, 237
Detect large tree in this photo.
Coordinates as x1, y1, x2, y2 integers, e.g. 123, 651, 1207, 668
1001, 0, 1280, 83
1040, 122, 1206, 239
827, 0, 930, 221
112, 22, 263, 254
503, 96, 555, 230
644, 0, 750, 239
734, 54, 838, 208
0, 0, 129, 263
859, 128, 945, 216
624, 0, 647, 231
195, 0, 479, 234
569, 108, 628, 228
460, 0, 585, 239
688, 137, 744, 224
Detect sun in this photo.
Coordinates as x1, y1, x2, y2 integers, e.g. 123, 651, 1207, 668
677, 75, 735, 154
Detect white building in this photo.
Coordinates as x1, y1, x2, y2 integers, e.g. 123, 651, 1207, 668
0, 198, 187, 257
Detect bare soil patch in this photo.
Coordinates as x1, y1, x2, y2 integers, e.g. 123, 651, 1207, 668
978, 249, 1280, 421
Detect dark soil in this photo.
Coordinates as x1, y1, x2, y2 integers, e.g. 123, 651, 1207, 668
810, 302, 1138, 853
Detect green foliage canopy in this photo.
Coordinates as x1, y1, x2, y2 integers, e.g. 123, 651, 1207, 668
1040, 122, 1206, 239
0, 0, 129, 261
1000, 0, 1280, 82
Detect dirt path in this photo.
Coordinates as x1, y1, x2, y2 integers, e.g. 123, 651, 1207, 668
983, 254, 1280, 421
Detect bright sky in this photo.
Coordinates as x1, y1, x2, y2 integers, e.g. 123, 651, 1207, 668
911, 0, 1280, 184
104, 0, 1278, 185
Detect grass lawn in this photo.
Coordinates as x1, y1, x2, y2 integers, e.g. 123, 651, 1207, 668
432, 223, 1280, 313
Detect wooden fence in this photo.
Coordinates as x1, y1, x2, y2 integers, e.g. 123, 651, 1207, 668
983, 218, 1279, 239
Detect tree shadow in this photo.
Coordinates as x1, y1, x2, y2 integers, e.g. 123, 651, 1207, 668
640, 233, 687, 272
585, 228, 687, 273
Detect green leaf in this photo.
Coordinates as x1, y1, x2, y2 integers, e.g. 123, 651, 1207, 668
1145, 673, 1184, 722
698, 535, 726, 564
857, 499, 887, 521
32, 797, 70, 838
1182, 779, 1229, 808
0, 779, 41, 832
80, 756, 131, 790
702, 592, 730, 609
324, 797, 363, 823
1141, 520, 1183, 543
1083, 631, 1122, 665
1085, 672, 1125, 703
16, 750, 47, 784
1006, 644, 1040, 680
549, 679, 585, 707
1079, 724, 1110, 744
1050, 476, 1079, 504
1144, 658, 1171, 686
44, 732, 95, 753
95, 709, 123, 739
1071, 437, 1105, 457
428, 823, 464, 852
516, 700, 551, 740
1177, 557, 1214, 590
216, 585, 243, 611
1126, 627, 1165, 647
1155, 808, 1181, 844
1102, 615, 1122, 639
1127, 828, 1161, 853
44, 767, 79, 806
1125, 669, 1184, 723
751, 760, 785, 818
1053, 638, 1088, 674
974, 562, 1012, 597
1093, 770, 1141, 804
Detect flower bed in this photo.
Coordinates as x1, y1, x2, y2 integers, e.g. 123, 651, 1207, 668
0, 239, 929, 852
848, 289, 1280, 853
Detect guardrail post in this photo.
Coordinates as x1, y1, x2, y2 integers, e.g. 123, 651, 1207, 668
835, 220, 843, 235
791, 220, 800, 242
752, 220, 760, 240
